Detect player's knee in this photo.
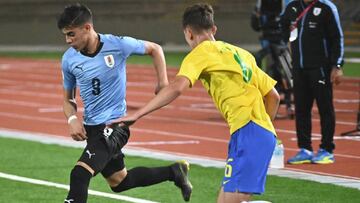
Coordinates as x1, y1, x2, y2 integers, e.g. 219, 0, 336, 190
106, 169, 127, 188
66, 166, 92, 203
110, 172, 132, 192
70, 165, 92, 184
76, 161, 95, 175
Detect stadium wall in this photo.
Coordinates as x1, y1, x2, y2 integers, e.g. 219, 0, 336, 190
0, 0, 357, 47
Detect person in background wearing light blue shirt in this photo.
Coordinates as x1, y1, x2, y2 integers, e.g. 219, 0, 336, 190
57, 3, 192, 203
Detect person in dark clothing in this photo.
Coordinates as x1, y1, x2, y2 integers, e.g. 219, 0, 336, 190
251, 0, 289, 52
281, 0, 344, 164
251, 0, 293, 117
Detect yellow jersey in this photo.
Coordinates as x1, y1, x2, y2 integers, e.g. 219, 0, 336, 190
178, 41, 277, 135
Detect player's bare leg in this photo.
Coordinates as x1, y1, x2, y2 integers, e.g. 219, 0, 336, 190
217, 187, 251, 203
106, 168, 127, 187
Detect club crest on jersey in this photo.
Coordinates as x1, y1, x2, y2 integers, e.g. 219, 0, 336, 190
104, 54, 115, 68
313, 7, 321, 16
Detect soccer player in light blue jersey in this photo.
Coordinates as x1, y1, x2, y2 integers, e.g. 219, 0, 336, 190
57, 3, 192, 203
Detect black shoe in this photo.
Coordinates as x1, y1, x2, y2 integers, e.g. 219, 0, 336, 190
171, 160, 193, 202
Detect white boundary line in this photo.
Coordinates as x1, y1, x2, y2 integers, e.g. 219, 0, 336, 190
346, 58, 360, 63
0, 172, 158, 203
1, 108, 360, 153
0, 128, 359, 190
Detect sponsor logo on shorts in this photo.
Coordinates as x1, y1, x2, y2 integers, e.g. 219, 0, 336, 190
86, 150, 95, 159
222, 180, 230, 185
103, 128, 113, 138
318, 79, 326, 85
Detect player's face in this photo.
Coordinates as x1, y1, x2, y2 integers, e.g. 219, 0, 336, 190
62, 25, 90, 51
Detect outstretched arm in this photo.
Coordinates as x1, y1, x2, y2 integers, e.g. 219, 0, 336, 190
264, 87, 280, 121
144, 41, 169, 94
111, 76, 190, 126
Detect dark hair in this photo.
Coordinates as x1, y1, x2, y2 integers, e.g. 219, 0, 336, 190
182, 3, 215, 32
57, 3, 93, 29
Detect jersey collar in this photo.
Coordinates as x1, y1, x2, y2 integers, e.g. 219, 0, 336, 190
80, 34, 104, 58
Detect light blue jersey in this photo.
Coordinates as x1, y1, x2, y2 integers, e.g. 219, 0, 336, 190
61, 34, 145, 125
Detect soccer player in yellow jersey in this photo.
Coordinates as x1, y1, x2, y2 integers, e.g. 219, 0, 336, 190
112, 3, 280, 203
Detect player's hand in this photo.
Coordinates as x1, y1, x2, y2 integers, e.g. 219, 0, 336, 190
110, 115, 138, 127
331, 67, 343, 86
68, 119, 87, 141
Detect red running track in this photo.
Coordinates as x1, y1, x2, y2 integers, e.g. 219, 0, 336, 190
0, 57, 359, 180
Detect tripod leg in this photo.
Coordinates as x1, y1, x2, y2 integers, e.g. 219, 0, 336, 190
278, 54, 293, 88
340, 104, 360, 136
340, 122, 360, 137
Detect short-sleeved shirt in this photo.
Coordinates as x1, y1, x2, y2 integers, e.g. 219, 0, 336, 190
61, 34, 145, 125
178, 41, 277, 135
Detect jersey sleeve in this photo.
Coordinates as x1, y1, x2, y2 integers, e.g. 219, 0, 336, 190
177, 51, 207, 87
325, 3, 344, 67
61, 56, 76, 90
250, 54, 277, 96
116, 36, 146, 58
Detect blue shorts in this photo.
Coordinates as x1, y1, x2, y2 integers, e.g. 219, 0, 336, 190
222, 121, 276, 194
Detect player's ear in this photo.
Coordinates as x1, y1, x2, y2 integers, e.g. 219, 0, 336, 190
84, 23, 92, 31
184, 27, 193, 40
187, 28, 194, 40
211, 25, 217, 35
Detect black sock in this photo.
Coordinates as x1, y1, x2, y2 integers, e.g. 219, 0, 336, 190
65, 166, 92, 203
111, 166, 173, 192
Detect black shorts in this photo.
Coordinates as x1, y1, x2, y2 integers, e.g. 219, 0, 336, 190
78, 124, 130, 178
